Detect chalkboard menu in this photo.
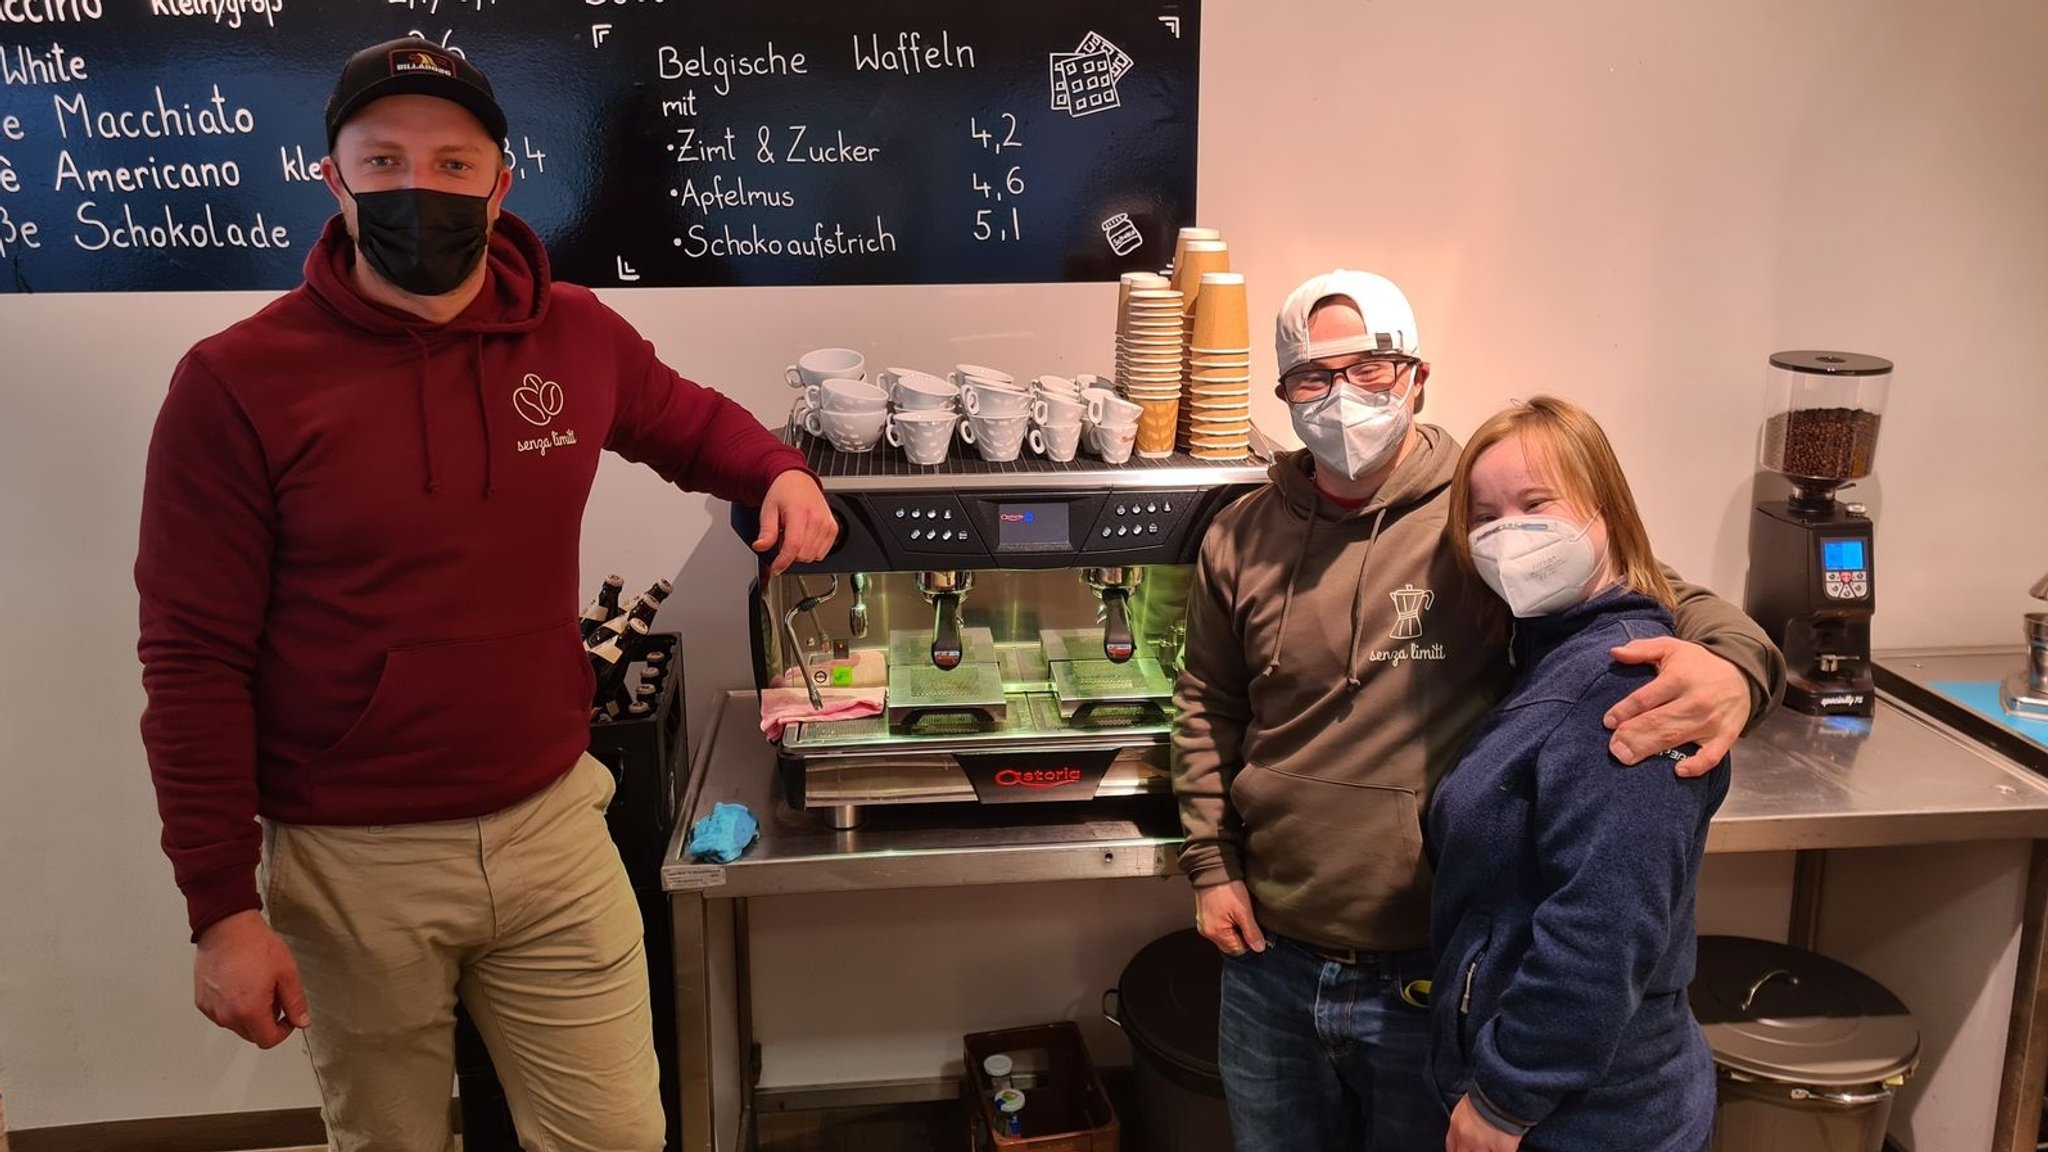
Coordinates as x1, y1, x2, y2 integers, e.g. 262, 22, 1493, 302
0, 1, 1200, 293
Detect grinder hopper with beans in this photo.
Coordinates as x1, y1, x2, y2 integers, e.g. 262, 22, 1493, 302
1742, 351, 1893, 716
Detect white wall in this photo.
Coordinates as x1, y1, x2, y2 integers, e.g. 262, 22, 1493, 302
3, 0, 2046, 1130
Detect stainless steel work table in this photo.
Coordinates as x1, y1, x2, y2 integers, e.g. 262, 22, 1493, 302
663, 665, 2048, 1152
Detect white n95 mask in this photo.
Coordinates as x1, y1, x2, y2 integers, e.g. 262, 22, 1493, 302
1290, 387, 1413, 481
1468, 516, 1603, 617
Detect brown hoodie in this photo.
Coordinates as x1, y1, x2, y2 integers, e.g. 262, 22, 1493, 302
1173, 427, 1782, 952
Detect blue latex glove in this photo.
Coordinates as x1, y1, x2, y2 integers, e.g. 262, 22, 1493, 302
687, 802, 760, 864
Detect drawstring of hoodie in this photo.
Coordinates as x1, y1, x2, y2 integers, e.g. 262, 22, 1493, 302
1260, 495, 1389, 693
1342, 506, 1391, 691
473, 335, 495, 498
405, 331, 496, 498
1260, 506, 1318, 681
407, 331, 439, 494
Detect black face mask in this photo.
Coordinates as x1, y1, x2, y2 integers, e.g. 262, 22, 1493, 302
343, 180, 492, 297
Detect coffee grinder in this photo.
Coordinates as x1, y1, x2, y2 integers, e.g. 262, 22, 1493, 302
1743, 351, 1893, 716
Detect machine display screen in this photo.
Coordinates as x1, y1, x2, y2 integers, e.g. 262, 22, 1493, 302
1822, 538, 1867, 571
996, 503, 1069, 549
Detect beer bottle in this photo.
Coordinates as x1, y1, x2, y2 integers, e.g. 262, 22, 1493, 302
590, 618, 652, 703
579, 574, 626, 641
627, 593, 661, 629
589, 597, 643, 648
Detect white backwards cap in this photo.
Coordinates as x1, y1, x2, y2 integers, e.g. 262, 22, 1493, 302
1274, 269, 1420, 377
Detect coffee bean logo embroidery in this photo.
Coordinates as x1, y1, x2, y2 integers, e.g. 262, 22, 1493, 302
513, 373, 564, 427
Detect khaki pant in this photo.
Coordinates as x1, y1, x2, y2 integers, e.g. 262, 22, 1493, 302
266, 754, 665, 1152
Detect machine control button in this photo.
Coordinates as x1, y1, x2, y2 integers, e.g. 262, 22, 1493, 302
1853, 570, 1867, 581
894, 508, 906, 519
1116, 526, 1129, 537
1852, 581, 1867, 596
1146, 502, 1158, 514
1148, 523, 1161, 534
1826, 580, 1843, 596
943, 509, 954, 520
1163, 500, 1174, 513
1115, 504, 1127, 516
958, 529, 971, 542
909, 528, 922, 540
1101, 527, 1113, 538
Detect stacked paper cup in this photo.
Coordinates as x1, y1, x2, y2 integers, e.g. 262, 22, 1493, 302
1183, 272, 1252, 459
1116, 273, 1180, 393
1117, 279, 1187, 458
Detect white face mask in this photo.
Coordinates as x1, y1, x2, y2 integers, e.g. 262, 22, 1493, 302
1289, 383, 1413, 481
1468, 515, 1604, 618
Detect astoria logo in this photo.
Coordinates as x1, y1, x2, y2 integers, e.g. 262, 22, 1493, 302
993, 767, 1083, 789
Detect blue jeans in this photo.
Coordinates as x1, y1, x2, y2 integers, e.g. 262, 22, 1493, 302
1219, 936, 1446, 1152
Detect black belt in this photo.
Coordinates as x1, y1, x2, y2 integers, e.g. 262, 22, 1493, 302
1301, 940, 1362, 965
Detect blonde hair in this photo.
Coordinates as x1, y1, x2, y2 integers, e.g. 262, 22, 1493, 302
1447, 395, 1676, 610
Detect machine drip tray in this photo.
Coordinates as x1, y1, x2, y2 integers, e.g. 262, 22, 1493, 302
885, 662, 1007, 725
1049, 658, 1174, 719
785, 691, 1172, 753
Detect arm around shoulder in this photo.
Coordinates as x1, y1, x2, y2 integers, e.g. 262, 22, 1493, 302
1663, 565, 1787, 728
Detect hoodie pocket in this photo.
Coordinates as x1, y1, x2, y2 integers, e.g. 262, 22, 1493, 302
1227, 762, 1431, 945
313, 621, 591, 792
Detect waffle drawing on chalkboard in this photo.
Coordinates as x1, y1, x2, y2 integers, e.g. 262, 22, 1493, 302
1050, 32, 1132, 118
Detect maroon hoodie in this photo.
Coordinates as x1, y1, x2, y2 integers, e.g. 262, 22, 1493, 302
137, 212, 810, 938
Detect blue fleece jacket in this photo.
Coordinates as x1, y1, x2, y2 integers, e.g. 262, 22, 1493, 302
1424, 587, 1727, 1152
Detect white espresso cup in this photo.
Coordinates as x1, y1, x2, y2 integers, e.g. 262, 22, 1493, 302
785, 347, 866, 389
887, 371, 961, 412
1029, 421, 1085, 463
1084, 388, 1144, 426
1032, 374, 1082, 398
962, 383, 1035, 418
1032, 391, 1087, 426
1092, 420, 1138, 465
950, 363, 1021, 392
959, 412, 1031, 462
803, 378, 890, 413
806, 405, 889, 452
886, 409, 958, 466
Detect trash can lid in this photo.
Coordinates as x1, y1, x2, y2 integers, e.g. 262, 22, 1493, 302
1690, 936, 1920, 1088
1116, 929, 1222, 1080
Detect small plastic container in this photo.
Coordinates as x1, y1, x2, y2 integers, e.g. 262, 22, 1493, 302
994, 1086, 1028, 1136
984, 1053, 1017, 1091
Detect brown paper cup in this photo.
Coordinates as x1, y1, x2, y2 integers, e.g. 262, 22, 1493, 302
1136, 396, 1180, 457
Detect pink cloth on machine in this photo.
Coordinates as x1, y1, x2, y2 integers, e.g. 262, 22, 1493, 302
758, 687, 886, 740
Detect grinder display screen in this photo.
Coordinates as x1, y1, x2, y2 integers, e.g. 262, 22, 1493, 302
997, 503, 1069, 549
1822, 538, 1867, 571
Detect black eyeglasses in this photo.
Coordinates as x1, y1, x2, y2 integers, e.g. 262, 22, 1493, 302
1278, 356, 1417, 404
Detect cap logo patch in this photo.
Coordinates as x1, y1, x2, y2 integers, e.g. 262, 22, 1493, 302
1375, 332, 1394, 351
389, 48, 457, 80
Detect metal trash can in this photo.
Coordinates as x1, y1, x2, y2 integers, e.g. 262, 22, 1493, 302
1104, 929, 1233, 1152
1690, 936, 1920, 1151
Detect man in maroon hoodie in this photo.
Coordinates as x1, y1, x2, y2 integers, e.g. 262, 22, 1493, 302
135, 36, 833, 1152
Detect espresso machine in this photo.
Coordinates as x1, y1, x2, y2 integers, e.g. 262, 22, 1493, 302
746, 435, 1264, 827
1743, 350, 1892, 716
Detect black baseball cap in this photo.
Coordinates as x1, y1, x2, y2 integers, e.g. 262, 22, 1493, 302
325, 36, 507, 149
